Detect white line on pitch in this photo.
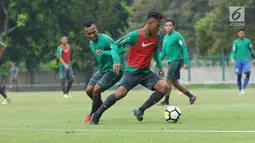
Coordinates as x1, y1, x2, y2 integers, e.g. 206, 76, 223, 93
1, 128, 255, 133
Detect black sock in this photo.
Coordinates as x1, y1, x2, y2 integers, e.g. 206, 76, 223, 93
66, 79, 73, 93
184, 91, 194, 98
0, 87, 7, 99
60, 79, 67, 94
139, 91, 165, 113
96, 93, 118, 116
164, 95, 170, 103
90, 93, 102, 115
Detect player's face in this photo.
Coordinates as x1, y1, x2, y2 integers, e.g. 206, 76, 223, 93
84, 25, 98, 41
165, 21, 174, 33
11, 63, 14, 67
149, 19, 161, 35
61, 37, 68, 44
237, 31, 245, 39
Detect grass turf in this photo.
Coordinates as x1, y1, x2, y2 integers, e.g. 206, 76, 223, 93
1, 88, 255, 143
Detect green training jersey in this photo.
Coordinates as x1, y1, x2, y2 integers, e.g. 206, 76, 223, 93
159, 31, 189, 65
231, 38, 254, 61
90, 33, 124, 73
0, 42, 2, 46
111, 29, 162, 73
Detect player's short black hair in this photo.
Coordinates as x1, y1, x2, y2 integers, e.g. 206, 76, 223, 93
84, 21, 94, 28
147, 12, 164, 20
237, 28, 245, 32
165, 19, 175, 26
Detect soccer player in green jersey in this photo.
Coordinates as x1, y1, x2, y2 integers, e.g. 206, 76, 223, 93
154, 19, 196, 105
57, 36, 74, 98
0, 42, 11, 104
231, 29, 255, 95
83, 21, 124, 122
90, 12, 169, 125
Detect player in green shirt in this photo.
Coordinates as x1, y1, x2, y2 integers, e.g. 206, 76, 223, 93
230, 29, 255, 95
83, 21, 124, 122
0, 42, 11, 104
154, 19, 196, 105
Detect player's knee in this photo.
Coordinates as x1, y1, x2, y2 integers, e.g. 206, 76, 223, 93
158, 81, 169, 94
93, 84, 102, 95
237, 75, 242, 81
245, 72, 250, 78
85, 86, 94, 96
115, 86, 128, 99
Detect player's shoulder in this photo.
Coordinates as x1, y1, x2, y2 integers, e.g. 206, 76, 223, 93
244, 37, 251, 42
173, 31, 183, 38
100, 33, 114, 42
127, 29, 140, 37
156, 32, 161, 40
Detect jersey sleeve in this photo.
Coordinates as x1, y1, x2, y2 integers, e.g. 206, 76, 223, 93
248, 40, 255, 59
153, 33, 163, 69
230, 41, 236, 60
111, 30, 139, 64
0, 42, 2, 47
57, 46, 62, 57
15, 67, 19, 72
159, 37, 166, 61
177, 34, 189, 65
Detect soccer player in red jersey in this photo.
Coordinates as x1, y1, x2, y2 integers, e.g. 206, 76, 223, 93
90, 12, 169, 124
57, 36, 74, 98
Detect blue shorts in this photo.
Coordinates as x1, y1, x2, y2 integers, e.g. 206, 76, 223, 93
235, 60, 251, 75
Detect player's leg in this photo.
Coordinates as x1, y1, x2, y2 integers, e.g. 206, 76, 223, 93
172, 80, 196, 104
235, 60, 243, 95
90, 71, 123, 116
242, 60, 251, 94
15, 79, 19, 92
83, 71, 104, 122
0, 85, 10, 104
91, 72, 138, 124
160, 78, 172, 105
66, 67, 74, 97
8, 78, 12, 91
59, 65, 67, 97
133, 71, 168, 121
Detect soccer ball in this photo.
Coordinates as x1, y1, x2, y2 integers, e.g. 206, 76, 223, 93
164, 106, 181, 123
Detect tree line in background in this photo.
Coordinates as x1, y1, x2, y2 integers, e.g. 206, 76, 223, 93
0, 0, 255, 81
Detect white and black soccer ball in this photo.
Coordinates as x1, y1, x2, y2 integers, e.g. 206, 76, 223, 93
164, 106, 181, 123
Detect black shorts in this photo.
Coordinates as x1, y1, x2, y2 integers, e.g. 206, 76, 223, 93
87, 71, 123, 92
120, 71, 162, 91
166, 59, 183, 80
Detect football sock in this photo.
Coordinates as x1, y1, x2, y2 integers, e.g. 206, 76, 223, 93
0, 87, 7, 99
184, 91, 194, 98
60, 79, 67, 94
164, 95, 170, 103
90, 93, 102, 115
96, 93, 118, 116
66, 78, 73, 93
139, 91, 165, 113
243, 72, 250, 89
237, 74, 242, 90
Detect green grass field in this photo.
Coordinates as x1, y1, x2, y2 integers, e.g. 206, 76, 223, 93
1, 88, 255, 143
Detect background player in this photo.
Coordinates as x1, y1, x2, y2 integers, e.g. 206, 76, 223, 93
90, 12, 169, 125
57, 36, 74, 98
231, 29, 255, 95
8, 62, 19, 92
153, 19, 196, 105
83, 22, 124, 122
0, 41, 11, 104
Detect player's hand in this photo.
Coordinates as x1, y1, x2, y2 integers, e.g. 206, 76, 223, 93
113, 63, 121, 74
96, 49, 103, 56
252, 59, 255, 67
152, 62, 157, 69
231, 60, 235, 64
64, 65, 70, 70
183, 64, 188, 70
158, 69, 165, 77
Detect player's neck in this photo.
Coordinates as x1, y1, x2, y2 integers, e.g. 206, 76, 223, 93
142, 25, 152, 37
239, 37, 245, 40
